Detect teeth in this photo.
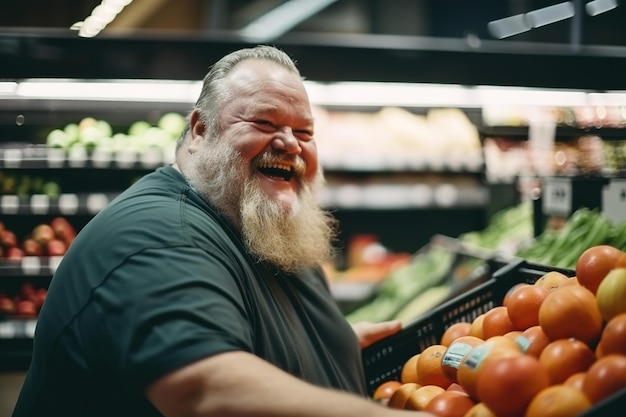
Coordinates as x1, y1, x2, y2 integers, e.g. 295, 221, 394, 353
260, 163, 293, 172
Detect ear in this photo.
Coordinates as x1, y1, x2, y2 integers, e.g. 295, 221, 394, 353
188, 109, 206, 152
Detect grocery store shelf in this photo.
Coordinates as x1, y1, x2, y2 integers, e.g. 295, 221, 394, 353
0, 146, 172, 170
319, 183, 489, 209
0, 193, 118, 216
0, 257, 62, 277
0, 319, 36, 340
479, 125, 626, 139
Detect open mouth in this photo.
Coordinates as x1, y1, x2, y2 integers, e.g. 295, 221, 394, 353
258, 162, 294, 181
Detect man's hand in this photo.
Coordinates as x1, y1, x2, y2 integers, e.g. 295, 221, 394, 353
351, 320, 402, 349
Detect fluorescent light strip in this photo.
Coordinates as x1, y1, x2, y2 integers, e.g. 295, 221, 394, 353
586, 0, 619, 16
239, 0, 339, 42
0, 82, 17, 95
10, 79, 626, 108
587, 92, 626, 106
15, 80, 201, 102
476, 86, 588, 107
304, 81, 479, 108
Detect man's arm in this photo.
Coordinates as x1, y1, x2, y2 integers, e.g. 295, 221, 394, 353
146, 350, 432, 417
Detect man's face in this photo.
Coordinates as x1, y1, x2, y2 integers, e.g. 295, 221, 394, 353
183, 59, 335, 272
203, 59, 319, 212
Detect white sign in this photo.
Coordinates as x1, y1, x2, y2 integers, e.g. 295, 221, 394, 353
603, 179, 626, 223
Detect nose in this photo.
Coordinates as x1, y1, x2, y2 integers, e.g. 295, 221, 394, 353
271, 129, 301, 154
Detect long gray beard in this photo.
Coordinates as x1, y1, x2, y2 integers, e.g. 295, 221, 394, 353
184, 138, 337, 273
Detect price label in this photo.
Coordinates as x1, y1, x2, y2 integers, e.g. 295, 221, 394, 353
0, 321, 16, 338
86, 193, 109, 214
542, 178, 572, 216
21, 256, 42, 275
410, 184, 433, 207
0, 195, 20, 214
603, 179, 626, 223
24, 320, 37, 338
3, 148, 23, 168
58, 194, 79, 215
115, 150, 137, 168
334, 185, 363, 208
30, 194, 50, 215
434, 183, 458, 207
68, 146, 88, 168
48, 256, 63, 274
140, 147, 162, 168
46, 148, 66, 168
91, 148, 112, 168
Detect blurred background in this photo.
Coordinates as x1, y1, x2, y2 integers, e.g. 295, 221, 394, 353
1, 2, 626, 415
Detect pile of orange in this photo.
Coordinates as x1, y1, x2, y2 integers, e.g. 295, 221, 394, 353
371, 244, 626, 417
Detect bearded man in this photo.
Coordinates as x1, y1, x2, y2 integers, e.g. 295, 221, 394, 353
13, 45, 430, 417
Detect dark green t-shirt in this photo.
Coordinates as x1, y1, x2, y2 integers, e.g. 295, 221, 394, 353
12, 165, 366, 417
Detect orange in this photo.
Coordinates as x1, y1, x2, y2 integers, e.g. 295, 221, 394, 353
539, 338, 596, 385
502, 283, 528, 305
456, 339, 522, 400
388, 382, 420, 409
481, 306, 515, 339
615, 252, 626, 268
447, 382, 467, 394
463, 402, 496, 417
468, 313, 486, 339
441, 322, 472, 347
524, 384, 592, 417
595, 341, 604, 359
538, 285, 603, 345
404, 384, 445, 411
441, 336, 484, 382
416, 344, 453, 388
596, 267, 626, 321
503, 283, 550, 330
476, 354, 550, 417
558, 276, 579, 288
575, 244, 623, 294
597, 313, 626, 356
400, 353, 420, 384
516, 325, 550, 357
503, 330, 523, 341
424, 390, 476, 417
534, 270, 570, 291
582, 354, 626, 404
564, 372, 587, 391
372, 380, 402, 403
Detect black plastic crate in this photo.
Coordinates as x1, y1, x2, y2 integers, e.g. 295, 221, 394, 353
360, 258, 626, 415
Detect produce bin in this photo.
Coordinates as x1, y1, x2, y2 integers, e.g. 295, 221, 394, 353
361, 259, 626, 415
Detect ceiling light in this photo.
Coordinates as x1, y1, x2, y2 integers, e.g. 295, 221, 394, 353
487, 14, 532, 39
525, 2, 575, 28
586, 0, 619, 16
71, 0, 133, 38
239, 0, 339, 42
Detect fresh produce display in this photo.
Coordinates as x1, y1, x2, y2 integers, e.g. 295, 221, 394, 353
0, 282, 46, 318
371, 245, 626, 417
0, 217, 76, 260
344, 203, 534, 324
45, 113, 186, 160
516, 208, 626, 269
345, 244, 455, 324
458, 201, 534, 254
0, 172, 61, 197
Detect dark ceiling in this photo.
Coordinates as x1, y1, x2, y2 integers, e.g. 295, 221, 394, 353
0, 0, 624, 47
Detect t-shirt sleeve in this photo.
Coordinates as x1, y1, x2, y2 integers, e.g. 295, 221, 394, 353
77, 245, 253, 392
